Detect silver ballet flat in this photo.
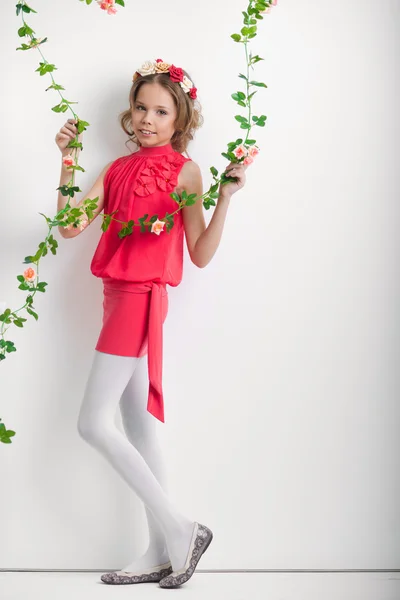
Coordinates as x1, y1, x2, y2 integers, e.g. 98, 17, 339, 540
159, 522, 213, 588
100, 561, 173, 584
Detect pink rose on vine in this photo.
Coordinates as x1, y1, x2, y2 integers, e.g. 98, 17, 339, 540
248, 146, 260, 158
151, 220, 165, 236
233, 144, 248, 159
62, 154, 74, 167
23, 268, 37, 283
98, 1, 118, 15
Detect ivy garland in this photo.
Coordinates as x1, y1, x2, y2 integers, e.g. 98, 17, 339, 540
0, 0, 277, 443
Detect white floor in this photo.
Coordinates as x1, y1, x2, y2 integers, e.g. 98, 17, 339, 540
0, 572, 399, 600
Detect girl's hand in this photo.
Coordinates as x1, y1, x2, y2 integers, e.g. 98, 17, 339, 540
55, 118, 82, 156
219, 161, 248, 199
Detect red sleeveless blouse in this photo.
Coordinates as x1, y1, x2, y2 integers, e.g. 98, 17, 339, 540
90, 142, 192, 423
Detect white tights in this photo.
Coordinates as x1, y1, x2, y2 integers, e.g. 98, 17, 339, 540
77, 350, 195, 573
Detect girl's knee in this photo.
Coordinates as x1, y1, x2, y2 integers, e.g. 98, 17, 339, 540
77, 413, 106, 444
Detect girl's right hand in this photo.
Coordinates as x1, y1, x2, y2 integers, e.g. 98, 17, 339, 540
55, 118, 82, 156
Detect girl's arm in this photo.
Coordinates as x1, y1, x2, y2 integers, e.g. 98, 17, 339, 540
181, 161, 242, 268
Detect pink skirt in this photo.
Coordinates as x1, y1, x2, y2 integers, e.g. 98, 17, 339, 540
95, 278, 169, 422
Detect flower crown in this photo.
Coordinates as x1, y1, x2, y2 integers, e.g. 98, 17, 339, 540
133, 59, 197, 100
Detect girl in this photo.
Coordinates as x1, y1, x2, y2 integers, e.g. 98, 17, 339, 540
55, 60, 247, 589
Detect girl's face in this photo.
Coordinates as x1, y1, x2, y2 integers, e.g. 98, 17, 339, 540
131, 82, 177, 147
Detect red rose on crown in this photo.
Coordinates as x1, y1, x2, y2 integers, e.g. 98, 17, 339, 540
169, 65, 184, 83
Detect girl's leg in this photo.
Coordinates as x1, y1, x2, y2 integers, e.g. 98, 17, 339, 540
118, 352, 170, 571
77, 350, 195, 572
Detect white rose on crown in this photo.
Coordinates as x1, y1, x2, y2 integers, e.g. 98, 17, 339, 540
180, 76, 193, 94
137, 60, 157, 76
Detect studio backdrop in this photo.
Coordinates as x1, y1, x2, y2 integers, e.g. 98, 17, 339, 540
0, 0, 399, 571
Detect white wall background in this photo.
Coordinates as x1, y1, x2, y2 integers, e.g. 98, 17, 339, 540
0, 0, 399, 571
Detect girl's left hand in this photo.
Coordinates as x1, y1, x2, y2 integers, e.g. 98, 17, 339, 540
219, 161, 248, 199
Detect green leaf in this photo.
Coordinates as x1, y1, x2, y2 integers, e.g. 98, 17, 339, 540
35, 62, 57, 76
249, 80, 268, 88
45, 83, 65, 92
23, 3, 37, 13
76, 119, 90, 134
170, 192, 181, 203
210, 166, 218, 177
27, 308, 39, 321
231, 33, 241, 42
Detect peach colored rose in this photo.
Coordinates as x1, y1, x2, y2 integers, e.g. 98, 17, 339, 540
62, 154, 74, 167
23, 267, 36, 282
233, 144, 248, 159
137, 61, 157, 76
151, 219, 165, 236
248, 145, 260, 158
155, 61, 171, 74
271, 0, 278, 5
243, 156, 254, 166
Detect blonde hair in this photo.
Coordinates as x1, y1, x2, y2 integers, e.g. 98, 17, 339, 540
119, 71, 204, 156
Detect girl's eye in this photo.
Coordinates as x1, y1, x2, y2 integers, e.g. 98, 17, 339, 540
136, 106, 166, 115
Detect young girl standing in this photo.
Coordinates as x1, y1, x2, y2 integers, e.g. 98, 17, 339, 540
55, 59, 247, 589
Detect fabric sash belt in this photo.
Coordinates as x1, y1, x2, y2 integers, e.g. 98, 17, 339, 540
102, 278, 167, 423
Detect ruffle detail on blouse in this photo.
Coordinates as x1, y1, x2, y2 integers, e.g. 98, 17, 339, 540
134, 154, 184, 197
